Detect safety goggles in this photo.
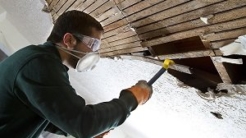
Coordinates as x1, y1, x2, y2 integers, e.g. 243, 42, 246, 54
73, 33, 101, 52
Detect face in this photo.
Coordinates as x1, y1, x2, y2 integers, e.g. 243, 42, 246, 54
63, 28, 102, 69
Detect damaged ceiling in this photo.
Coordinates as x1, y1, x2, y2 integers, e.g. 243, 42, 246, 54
1, 0, 246, 137
45, 0, 246, 94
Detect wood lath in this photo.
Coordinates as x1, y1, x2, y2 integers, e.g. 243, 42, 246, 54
46, 0, 246, 90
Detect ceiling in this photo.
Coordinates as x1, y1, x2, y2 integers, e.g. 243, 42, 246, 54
45, 0, 246, 92
1, 0, 246, 138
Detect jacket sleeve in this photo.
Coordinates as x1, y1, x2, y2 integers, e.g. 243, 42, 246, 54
14, 54, 138, 138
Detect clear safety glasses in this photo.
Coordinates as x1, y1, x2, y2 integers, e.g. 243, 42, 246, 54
73, 33, 101, 52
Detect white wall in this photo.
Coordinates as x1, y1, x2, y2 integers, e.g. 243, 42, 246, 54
0, 5, 30, 55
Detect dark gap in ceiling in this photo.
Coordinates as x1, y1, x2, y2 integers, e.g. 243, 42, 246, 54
150, 36, 207, 56
168, 57, 223, 92
222, 55, 246, 84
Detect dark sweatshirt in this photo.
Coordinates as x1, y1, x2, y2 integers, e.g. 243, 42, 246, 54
0, 42, 138, 138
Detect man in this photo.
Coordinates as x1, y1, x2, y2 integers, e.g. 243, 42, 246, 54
0, 10, 152, 138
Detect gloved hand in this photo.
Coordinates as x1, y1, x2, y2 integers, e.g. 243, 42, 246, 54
128, 80, 153, 105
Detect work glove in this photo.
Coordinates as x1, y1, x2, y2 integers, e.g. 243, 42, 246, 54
128, 80, 153, 105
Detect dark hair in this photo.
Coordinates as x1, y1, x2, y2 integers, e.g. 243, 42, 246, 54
47, 10, 104, 43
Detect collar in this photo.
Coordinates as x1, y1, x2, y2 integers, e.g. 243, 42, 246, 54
41, 41, 69, 71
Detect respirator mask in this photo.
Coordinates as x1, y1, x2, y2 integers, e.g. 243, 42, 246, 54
56, 33, 101, 72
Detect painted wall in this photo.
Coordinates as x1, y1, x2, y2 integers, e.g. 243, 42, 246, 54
0, 5, 30, 55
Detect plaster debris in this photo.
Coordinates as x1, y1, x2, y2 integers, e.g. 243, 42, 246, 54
200, 15, 214, 24
67, 58, 246, 138
220, 35, 246, 56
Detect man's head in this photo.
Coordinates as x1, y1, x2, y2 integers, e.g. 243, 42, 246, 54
47, 10, 104, 69
47, 10, 103, 43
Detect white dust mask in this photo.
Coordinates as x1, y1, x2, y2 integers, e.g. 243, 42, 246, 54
56, 46, 100, 72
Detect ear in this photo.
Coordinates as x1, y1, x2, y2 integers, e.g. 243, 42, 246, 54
63, 33, 77, 50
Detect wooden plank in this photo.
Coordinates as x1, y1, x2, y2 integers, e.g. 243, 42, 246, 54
211, 57, 232, 83
127, 0, 189, 23
117, 0, 141, 10
142, 18, 246, 47
99, 41, 141, 53
137, 1, 246, 35
211, 39, 235, 49
103, 46, 148, 56
123, 0, 164, 16
49, 0, 60, 10
66, 0, 86, 11
90, 1, 115, 18
103, 25, 131, 38
103, 0, 164, 32
57, 0, 76, 16
96, 7, 119, 22
131, 0, 223, 28
77, 0, 95, 12
214, 50, 223, 56
102, 30, 137, 43
119, 55, 163, 66
101, 13, 124, 26
105, 35, 140, 47
206, 27, 246, 41
158, 50, 215, 60
114, 0, 125, 4
139, 10, 246, 40
103, 18, 128, 32
53, 0, 67, 12
46, 0, 53, 5
85, 0, 108, 14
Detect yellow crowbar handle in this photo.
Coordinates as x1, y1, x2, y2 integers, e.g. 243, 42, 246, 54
147, 59, 174, 85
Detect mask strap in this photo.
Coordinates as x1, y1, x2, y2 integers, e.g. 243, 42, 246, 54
56, 45, 81, 59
